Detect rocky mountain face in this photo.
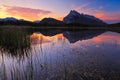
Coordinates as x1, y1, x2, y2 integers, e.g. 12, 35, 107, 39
63, 10, 106, 25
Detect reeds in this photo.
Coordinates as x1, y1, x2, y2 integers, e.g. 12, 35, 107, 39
0, 28, 30, 57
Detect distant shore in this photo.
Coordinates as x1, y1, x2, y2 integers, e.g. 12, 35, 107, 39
0, 25, 120, 33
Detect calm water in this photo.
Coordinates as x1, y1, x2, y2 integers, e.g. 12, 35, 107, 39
0, 29, 120, 80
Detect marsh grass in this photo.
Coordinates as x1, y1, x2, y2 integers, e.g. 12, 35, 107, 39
0, 28, 30, 57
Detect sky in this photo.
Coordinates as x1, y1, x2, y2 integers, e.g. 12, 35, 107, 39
0, 0, 120, 23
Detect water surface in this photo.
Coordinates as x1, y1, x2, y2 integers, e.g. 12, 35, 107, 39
0, 29, 120, 80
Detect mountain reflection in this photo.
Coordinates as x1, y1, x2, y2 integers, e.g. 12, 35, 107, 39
63, 30, 105, 43
0, 29, 109, 57
30, 30, 105, 44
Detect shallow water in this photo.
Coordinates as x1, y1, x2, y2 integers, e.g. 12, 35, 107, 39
0, 30, 120, 80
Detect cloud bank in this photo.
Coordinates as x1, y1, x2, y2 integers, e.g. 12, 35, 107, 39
0, 5, 52, 21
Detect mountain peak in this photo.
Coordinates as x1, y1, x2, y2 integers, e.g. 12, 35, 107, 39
69, 10, 81, 16
63, 10, 106, 25
70, 10, 78, 13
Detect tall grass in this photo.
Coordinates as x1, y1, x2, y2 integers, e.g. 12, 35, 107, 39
0, 28, 30, 57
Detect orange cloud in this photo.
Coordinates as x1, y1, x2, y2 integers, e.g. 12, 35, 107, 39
93, 11, 120, 23
57, 16, 64, 21
56, 14, 66, 21
0, 5, 52, 21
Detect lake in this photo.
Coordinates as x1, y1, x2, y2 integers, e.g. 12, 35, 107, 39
0, 28, 120, 80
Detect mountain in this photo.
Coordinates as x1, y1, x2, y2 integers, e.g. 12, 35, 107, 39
0, 17, 34, 26
63, 10, 106, 25
109, 23, 120, 27
40, 18, 64, 25
0, 17, 18, 22
34, 20, 40, 24
0, 19, 3, 21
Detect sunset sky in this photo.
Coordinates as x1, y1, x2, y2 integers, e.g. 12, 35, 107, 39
0, 0, 120, 23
